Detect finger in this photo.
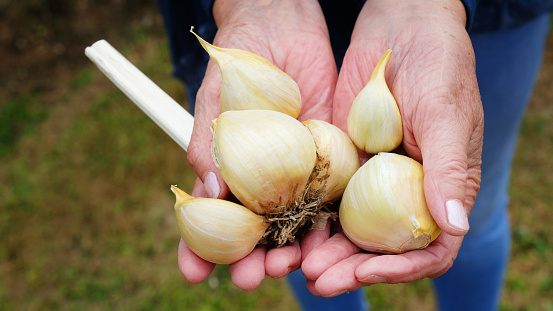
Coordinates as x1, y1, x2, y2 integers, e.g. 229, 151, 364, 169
186, 62, 229, 199
299, 218, 332, 261
306, 278, 320, 296
265, 240, 301, 278
190, 177, 207, 197
314, 253, 376, 297
229, 245, 267, 291
417, 105, 482, 236
177, 238, 215, 284
302, 232, 361, 280
355, 234, 463, 284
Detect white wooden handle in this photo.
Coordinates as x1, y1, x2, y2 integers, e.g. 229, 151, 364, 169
85, 39, 194, 152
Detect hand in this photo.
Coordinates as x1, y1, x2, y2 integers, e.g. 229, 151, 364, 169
181, 0, 338, 290
302, 0, 484, 296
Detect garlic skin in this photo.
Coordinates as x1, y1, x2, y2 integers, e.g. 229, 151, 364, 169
171, 186, 268, 264
191, 28, 301, 118
212, 110, 317, 215
302, 119, 360, 203
347, 50, 403, 154
339, 153, 441, 254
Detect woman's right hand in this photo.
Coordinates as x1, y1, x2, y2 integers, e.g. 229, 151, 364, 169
181, 0, 338, 291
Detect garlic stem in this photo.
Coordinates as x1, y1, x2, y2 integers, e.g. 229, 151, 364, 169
84, 40, 194, 152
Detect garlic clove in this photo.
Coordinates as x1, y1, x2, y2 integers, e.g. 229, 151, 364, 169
191, 28, 302, 118
171, 185, 268, 264
211, 110, 317, 215
302, 119, 360, 203
339, 153, 441, 254
347, 50, 403, 154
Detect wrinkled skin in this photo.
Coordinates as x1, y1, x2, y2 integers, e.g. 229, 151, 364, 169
181, 0, 484, 295
183, 0, 337, 290
303, 0, 483, 296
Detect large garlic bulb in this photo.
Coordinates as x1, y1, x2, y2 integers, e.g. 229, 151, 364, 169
339, 153, 441, 254
211, 110, 317, 215
171, 186, 268, 264
191, 28, 302, 118
347, 50, 403, 154
302, 119, 360, 203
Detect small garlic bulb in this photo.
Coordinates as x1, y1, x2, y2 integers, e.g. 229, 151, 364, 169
171, 186, 268, 264
339, 153, 441, 254
347, 50, 403, 154
211, 110, 317, 215
191, 28, 302, 118
302, 119, 360, 203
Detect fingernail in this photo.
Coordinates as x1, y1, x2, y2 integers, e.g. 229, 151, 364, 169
274, 267, 294, 279
361, 274, 388, 284
204, 172, 220, 199
446, 199, 470, 231
327, 290, 347, 297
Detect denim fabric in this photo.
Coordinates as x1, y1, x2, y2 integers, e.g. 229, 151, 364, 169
156, 0, 216, 114
431, 13, 551, 311
287, 269, 369, 311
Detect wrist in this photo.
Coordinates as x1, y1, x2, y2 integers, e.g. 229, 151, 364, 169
213, 0, 280, 26
212, 0, 243, 25
361, 0, 467, 28
212, 0, 327, 38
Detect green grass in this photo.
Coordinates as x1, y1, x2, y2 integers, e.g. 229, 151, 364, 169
503, 94, 553, 310
1, 29, 552, 311
0, 96, 48, 157
0, 35, 301, 311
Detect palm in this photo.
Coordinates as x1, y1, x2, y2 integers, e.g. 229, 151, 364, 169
334, 5, 482, 216
206, 1, 337, 122
183, 0, 337, 290
303, 1, 484, 295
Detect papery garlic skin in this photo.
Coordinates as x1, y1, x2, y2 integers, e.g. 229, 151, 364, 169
171, 186, 268, 264
339, 153, 441, 254
212, 110, 317, 215
191, 28, 301, 118
347, 50, 403, 154
302, 119, 360, 203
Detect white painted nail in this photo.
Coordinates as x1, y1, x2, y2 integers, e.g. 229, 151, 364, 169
446, 199, 470, 232
204, 172, 220, 199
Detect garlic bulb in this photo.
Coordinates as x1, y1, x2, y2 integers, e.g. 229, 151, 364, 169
347, 50, 403, 154
211, 110, 317, 215
171, 185, 268, 264
339, 153, 441, 254
191, 28, 302, 118
302, 119, 360, 203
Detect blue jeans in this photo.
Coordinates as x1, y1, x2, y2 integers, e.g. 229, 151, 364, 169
287, 13, 551, 311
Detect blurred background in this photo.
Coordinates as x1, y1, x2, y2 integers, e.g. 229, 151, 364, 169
1, 1, 552, 310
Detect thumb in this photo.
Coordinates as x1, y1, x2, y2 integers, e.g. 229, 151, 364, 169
415, 107, 483, 237
186, 64, 230, 199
